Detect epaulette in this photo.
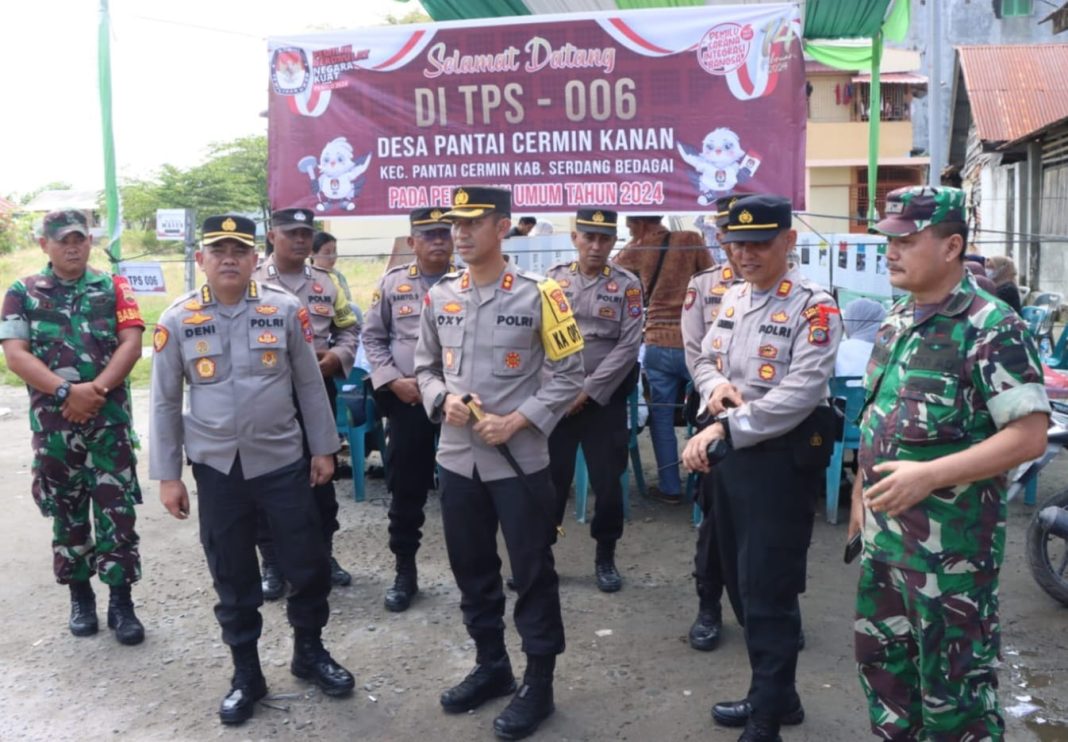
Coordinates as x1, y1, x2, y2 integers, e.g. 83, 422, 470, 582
165, 289, 200, 312
514, 266, 545, 283
384, 262, 410, 276
611, 263, 640, 284
261, 283, 290, 296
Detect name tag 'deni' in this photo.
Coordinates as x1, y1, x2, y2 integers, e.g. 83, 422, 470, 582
538, 278, 584, 361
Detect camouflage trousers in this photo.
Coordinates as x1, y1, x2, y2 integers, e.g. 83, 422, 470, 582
31, 425, 142, 586
855, 557, 1003, 741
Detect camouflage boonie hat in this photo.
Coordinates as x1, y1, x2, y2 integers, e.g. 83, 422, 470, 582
871, 186, 966, 237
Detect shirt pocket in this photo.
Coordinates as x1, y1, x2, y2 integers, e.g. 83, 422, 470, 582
895, 373, 967, 446
438, 325, 465, 377
308, 300, 335, 321
391, 303, 420, 339
588, 301, 621, 339
182, 334, 230, 385
248, 322, 289, 376
493, 327, 534, 377
746, 340, 791, 389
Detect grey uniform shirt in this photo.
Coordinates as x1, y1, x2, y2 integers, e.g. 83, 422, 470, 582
149, 281, 339, 481
414, 266, 584, 481
362, 261, 446, 390
253, 256, 360, 377
682, 264, 744, 377
545, 261, 643, 405
692, 267, 842, 449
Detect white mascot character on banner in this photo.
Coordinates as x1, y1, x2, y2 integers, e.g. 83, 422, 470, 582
677, 127, 763, 205
297, 137, 371, 212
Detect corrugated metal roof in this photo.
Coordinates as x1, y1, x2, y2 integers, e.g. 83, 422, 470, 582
958, 44, 1068, 146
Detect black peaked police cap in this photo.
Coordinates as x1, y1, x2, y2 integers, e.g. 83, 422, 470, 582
721, 195, 792, 243
443, 186, 511, 219
575, 209, 618, 236
410, 207, 452, 232
202, 215, 257, 247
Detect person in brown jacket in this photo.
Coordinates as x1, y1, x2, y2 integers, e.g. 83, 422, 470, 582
614, 216, 712, 502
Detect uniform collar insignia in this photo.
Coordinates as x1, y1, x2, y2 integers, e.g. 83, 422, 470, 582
409, 264, 419, 277
266, 263, 278, 277
500, 272, 514, 291
775, 280, 792, 298
722, 267, 733, 280
200, 284, 215, 306
939, 274, 976, 317
459, 270, 471, 291
246, 281, 259, 300
304, 265, 312, 278
569, 261, 578, 274
602, 265, 611, 277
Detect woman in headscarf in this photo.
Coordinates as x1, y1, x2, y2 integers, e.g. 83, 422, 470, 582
835, 297, 887, 378
985, 255, 1022, 313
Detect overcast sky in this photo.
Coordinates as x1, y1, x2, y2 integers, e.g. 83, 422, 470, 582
0, 0, 424, 198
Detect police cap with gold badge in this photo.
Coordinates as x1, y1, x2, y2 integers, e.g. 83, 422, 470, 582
271, 207, 316, 232
720, 194, 792, 243
575, 208, 618, 236
409, 206, 452, 233
442, 186, 511, 219
202, 214, 256, 247
714, 192, 741, 229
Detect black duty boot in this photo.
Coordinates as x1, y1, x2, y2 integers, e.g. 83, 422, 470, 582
107, 585, 145, 645
219, 642, 268, 725
384, 555, 418, 612
493, 654, 555, 740
738, 714, 782, 742
68, 581, 98, 637
688, 582, 722, 651
261, 559, 284, 601
441, 634, 515, 713
594, 541, 622, 593
330, 556, 352, 587
290, 627, 355, 697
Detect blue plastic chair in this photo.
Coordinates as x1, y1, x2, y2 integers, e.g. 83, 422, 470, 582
1020, 306, 1049, 337
573, 386, 643, 523
336, 367, 385, 502
825, 376, 866, 524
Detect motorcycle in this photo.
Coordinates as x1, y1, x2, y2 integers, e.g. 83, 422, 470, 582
1009, 399, 1068, 606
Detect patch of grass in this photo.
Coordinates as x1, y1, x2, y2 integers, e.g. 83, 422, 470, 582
0, 246, 391, 389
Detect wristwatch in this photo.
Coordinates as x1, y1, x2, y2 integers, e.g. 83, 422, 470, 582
54, 381, 71, 402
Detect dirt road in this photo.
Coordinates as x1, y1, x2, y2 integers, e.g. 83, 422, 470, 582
0, 386, 1065, 741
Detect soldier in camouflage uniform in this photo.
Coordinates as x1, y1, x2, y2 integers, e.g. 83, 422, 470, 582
680, 193, 744, 651
0, 210, 146, 644
852, 186, 1050, 740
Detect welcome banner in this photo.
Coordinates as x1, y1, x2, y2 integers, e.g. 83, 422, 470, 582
267, 4, 806, 217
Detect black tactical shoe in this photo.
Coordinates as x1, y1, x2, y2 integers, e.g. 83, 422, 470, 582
68, 582, 98, 637
493, 679, 555, 740
107, 585, 145, 645
261, 562, 284, 601
712, 699, 805, 728
440, 655, 516, 714
594, 541, 622, 593
290, 630, 355, 697
688, 605, 722, 651
738, 715, 782, 742
384, 571, 418, 612
330, 557, 352, 587
220, 643, 267, 725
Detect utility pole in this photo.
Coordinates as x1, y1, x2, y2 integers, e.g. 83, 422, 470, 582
927, 0, 944, 186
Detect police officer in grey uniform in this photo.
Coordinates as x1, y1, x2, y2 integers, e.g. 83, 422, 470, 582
151, 215, 355, 725
414, 187, 584, 740
680, 193, 744, 651
545, 209, 642, 592
682, 196, 841, 742
362, 207, 454, 612
253, 207, 359, 594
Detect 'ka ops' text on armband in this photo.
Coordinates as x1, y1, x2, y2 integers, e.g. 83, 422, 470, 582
538, 278, 584, 361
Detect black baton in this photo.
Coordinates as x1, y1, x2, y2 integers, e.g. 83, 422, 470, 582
461, 393, 564, 537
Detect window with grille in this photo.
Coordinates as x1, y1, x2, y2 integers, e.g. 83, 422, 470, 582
853, 83, 910, 122
849, 167, 925, 233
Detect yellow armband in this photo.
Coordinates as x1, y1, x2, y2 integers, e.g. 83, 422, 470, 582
538, 278, 584, 361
